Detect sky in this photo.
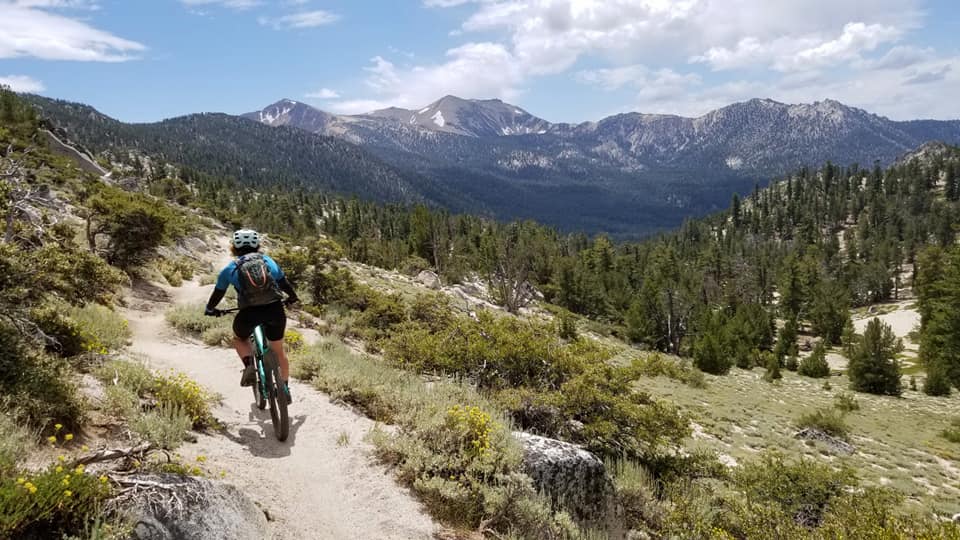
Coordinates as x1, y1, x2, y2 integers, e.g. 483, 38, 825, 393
1, 0, 958, 123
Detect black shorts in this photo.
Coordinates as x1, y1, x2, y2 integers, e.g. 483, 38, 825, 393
233, 301, 287, 341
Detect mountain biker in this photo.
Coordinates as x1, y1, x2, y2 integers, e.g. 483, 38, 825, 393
204, 229, 299, 400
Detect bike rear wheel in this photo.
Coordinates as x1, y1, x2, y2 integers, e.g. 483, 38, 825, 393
263, 349, 289, 442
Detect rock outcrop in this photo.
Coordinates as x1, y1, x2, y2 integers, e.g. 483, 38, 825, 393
514, 432, 612, 521
415, 270, 441, 290
794, 428, 855, 455
123, 474, 269, 540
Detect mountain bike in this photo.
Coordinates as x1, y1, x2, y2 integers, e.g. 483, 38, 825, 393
210, 308, 289, 442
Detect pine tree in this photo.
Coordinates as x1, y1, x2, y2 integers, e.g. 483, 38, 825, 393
799, 341, 831, 378
848, 318, 903, 396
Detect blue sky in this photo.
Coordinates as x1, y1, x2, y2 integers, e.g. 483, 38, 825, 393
1, 0, 958, 123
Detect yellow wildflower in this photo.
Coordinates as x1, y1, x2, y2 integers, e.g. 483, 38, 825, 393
74, 464, 85, 474
54, 423, 63, 431
64, 434, 74, 441
63, 490, 72, 497
47, 435, 57, 444
99, 475, 109, 484
55, 466, 63, 473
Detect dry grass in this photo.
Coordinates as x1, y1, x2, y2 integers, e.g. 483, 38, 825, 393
634, 363, 960, 516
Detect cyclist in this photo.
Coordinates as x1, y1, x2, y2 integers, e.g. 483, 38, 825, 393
204, 229, 299, 401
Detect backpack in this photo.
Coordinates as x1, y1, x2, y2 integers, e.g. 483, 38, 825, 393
234, 254, 282, 308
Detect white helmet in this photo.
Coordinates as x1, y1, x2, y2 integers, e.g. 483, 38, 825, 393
232, 229, 260, 249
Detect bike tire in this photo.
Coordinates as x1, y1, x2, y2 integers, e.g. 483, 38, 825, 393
253, 374, 267, 410
264, 350, 289, 442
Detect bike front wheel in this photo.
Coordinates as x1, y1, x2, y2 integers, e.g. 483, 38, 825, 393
263, 350, 289, 442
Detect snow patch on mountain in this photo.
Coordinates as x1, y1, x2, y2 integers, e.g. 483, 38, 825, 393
726, 156, 744, 170
431, 111, 446, 127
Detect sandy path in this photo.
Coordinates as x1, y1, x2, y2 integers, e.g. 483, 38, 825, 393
122, 274, 437, 540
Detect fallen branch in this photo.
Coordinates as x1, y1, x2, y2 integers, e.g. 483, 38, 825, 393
69, 442, 157, 468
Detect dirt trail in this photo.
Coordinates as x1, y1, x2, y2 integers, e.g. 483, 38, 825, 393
121, 267, 437, 540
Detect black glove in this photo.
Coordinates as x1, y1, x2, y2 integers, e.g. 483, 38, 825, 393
204, 306, 222, 317
284, 296, 299, 308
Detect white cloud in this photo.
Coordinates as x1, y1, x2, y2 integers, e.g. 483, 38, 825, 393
305, 87, 340, 99
695, 22, 902, 72
328, 42, 523, 113
0, 74, 45, 92
259, 9, 339, 29
0, 0, 145, 61
334, 0, 955, 120
179, 0, 261, 10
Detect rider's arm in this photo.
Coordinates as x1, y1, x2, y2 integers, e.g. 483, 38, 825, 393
277, 277, 299, 304
205, 265, 232, 313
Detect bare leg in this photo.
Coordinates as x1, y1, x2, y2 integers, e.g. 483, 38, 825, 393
233, 336, 253, 362
270, 338, 289, 381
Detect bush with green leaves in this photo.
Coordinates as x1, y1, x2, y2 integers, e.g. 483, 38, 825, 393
832, 392, 860, 413
165, 303, 234, 346
733, 453, 856, 527
796, 408, 849, 440
130, 402, 193, 450
157, 257, 195, 287
291, 341, 583, 537
68, 303, 131, 353
0, 460, 113, 539
608, 458, 663, 533
631, 353, 706, 388
0, 324, 84, 433
941, 418, 960, 444
82, 184, 182, 269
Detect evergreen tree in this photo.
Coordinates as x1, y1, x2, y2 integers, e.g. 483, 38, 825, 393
799, 341, 831, 378
848, 318, 903, 396
693, 312, 733, 375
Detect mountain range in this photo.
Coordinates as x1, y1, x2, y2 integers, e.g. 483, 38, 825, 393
27, 94, 960, 237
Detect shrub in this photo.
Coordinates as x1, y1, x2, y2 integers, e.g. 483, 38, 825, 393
68, 303, 131, 353
0, 325, 84, 432
95, 359, 156, 397
631, 354, 706, 388
130, 402, 192, 450
201, 325, 234, 347
796, 408, 849, 440
166, 303, 231, 345
153, 371, 217, 429
0, 460, 112, 538
399, 255, 431, 276
530, 363, 690, 463
291, 341, 582, 537
0, 414, 32, 479
157, 257, 195, 287
763, 352, 782, 382
941, 418, 960, 444
608, 458, 663, 532
798, 341, 831, 378
733, 454, 856, 526
269, 246, 310, 284
30, 305, 87, 357
832, 392, 860, 413
83, 185, 178, 269
733, 453, 856, 527
284, 329, 305, 351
